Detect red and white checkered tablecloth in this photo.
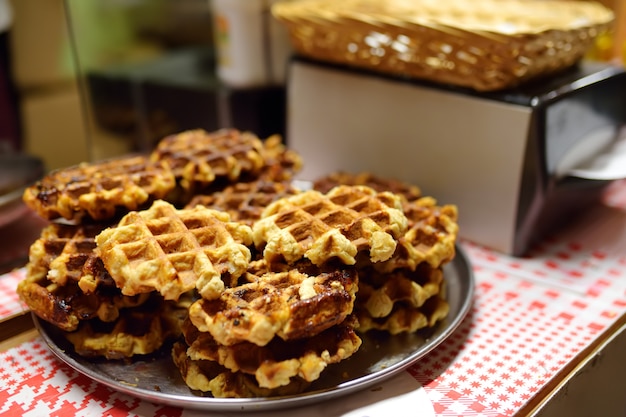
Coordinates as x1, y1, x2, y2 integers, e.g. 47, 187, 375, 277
1, 180, 625, 417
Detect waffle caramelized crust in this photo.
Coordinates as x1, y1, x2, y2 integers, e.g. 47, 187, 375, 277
183, 316, 362, 389
313, 171, 422, 202
25, 222, 106, 287
257, 134, 304, 182
355, 261, 449, 334
185, 179, 301, 226
17, 222, 149, 331
64, 294, 189, 359
357, 294, 450, 335
358, 264, 445, 319
253, 185, 408, 266
22, 155, 175, 221
172, 341, 311, 397
377, 196, 459, 273
17, 271, 150, 332
95, 200, 253, 301
188, 262, 358, 346
150, 128, 267, 190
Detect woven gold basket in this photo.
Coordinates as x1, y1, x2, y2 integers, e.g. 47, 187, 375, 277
272, 0, 614, 91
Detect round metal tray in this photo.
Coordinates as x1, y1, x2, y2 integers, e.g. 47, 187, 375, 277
34, 245, 474, 412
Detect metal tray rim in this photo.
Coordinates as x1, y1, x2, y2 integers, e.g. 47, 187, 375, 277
34, 244, 474, 412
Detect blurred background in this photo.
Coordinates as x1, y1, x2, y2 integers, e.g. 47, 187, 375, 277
1, 0, 625, 171
2, 0, 291, 171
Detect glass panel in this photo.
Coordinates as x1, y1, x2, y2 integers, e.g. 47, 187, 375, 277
63, 0, 289, 162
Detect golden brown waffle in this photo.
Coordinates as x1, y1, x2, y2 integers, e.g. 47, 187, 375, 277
171, 341, 311, 397
185, 179, 301, 226
252, 185, 408, 266
257, 134, 304, 182
313, 171, 422, 202
183, 316, 361, 389
25, 222, 123, 295
357, 263, 444, 319
376, 196, 459, 273
25, 222, 108, 288
188, 260, 358, 346
95, 200, 253, 301
17, 222, 151, 331
150, 128, 267, 191
17, 273, 150, 332
18, 225, 150, 331
22, 155, 176, 222
64, 294, 188, 359
356, 293, 450, 334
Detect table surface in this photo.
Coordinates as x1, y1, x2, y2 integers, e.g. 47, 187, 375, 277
1, 180, 625, 417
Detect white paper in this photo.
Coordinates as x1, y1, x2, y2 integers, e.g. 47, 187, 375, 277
568, 128, 626, 181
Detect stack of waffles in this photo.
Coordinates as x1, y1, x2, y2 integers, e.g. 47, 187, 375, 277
313, 172, 458, 332
18, 128, 301, 362
16, 128, 459, 398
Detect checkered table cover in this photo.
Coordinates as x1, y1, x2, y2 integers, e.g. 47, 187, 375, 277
1, 180, 625, 417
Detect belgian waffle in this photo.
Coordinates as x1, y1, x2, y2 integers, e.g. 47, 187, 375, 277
185, 179, 301, 226
95, 200, 253, 301
357, 263, 444, 319
313, 171, 422, 202
171, 341, 311, 397
252, 185, 408, 266
25, 222, 108, 289
356, 294, 450, 334
22, 155, 176, 222
376, 196, 459, 273
18, 270, 151, 332
183, 316, 362, 389
17, 245, 147, 331
188, 260, 358, 346
64, 293, 188, 359
16, 222, 152, 331
150, 128, 266, 191
257, 134, 304, 182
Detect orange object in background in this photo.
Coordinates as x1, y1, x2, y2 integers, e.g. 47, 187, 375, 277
591, 0, 626, 64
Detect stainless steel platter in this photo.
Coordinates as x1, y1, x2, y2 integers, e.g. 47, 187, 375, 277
34, 244, 474, 412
